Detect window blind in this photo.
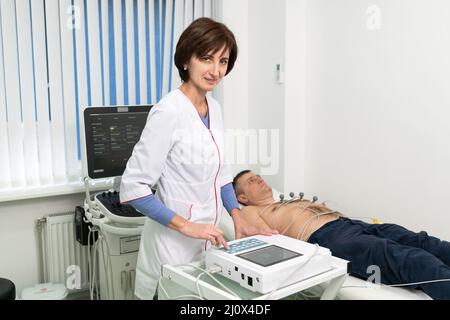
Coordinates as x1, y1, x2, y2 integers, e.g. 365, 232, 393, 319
0, 0, 214, 198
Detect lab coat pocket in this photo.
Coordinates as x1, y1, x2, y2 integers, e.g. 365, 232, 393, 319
164, 197, 193, 221
188, 202, 216, 225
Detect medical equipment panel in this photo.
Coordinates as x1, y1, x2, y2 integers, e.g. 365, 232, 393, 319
83, 105, 151, 179
95, 191, 144, 220
206, 234, 335, 294
237, 245, 302, 267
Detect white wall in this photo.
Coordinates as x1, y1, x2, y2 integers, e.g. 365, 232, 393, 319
305, 0, 450, 239
221, 0, 286, 191
222, 0, 449, 239
248, 0, 285, 189
220, 0, 252, 182
284, 0, 306, 193
220, 0, 306, 193
220, 0, 249, 133
0, 193, 85, 295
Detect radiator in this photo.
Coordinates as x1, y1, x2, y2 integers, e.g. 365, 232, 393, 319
37, 212, 90, 291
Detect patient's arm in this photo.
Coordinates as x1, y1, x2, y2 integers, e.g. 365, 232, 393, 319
240, 206, 272, 230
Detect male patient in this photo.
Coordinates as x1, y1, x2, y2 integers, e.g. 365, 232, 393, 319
232, 170, 450, 300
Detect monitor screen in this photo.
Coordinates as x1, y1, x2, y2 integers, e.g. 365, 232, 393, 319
236, 245, 302, 267
83, 105, 152, 179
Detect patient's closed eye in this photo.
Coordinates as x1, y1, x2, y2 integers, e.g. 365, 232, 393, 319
248, 175, 261, 185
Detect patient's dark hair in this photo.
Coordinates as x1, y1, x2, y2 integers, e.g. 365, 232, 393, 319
232, 170, 251, 205
232, 170, 251, 190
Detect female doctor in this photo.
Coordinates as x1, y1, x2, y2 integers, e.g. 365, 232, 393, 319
120, 17, 277, 300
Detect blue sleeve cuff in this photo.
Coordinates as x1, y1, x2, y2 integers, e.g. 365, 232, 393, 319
129, 194, 175, 226
221, 183, 240, 214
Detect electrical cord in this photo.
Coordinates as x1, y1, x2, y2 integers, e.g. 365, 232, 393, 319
258, 197, 339, 238
195, 272, 206, 300
248, 196, 303, 231
255, 197, 314, 234
84, 193, 124, 300
87, 228, 94, 300
93, 236, 101, 299
270, 198, 307, 228
157, 277, 203, 300
177, 264, 241, 299
157, 264, 239, 300
99, 237, 109, 298
251, 198, 308, 232
280, 202, 316, 235
251, 202, 281, 230
341, 278, 450, 289
157, 277, 170, 298
318, 200, 381, 224
291, 279, 450, 300
297, 211, 338, 241
389, 279, 450, 287
99, 229, 115, 300
347, 216, 382, 224
87, 225, 101, 300
88, 228, 115, 300
294, 289, 322, 300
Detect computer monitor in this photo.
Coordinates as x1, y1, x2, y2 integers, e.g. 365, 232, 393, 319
82, 105, 152, 179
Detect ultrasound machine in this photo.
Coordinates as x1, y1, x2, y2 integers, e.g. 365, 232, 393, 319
78, 105, 151, 300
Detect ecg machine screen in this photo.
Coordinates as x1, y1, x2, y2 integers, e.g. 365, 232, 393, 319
84, 105, 152, 179
236, 245, 302, 267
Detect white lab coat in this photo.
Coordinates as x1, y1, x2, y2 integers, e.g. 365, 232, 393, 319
120, 89, 232, 299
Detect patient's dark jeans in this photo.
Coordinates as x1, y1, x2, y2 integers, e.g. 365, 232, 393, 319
308, 217, 450, 299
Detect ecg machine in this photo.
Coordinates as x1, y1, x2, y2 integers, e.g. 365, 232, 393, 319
205, 234, 338, 294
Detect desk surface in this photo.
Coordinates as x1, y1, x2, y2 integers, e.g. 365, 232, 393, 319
160, 256, 349, 300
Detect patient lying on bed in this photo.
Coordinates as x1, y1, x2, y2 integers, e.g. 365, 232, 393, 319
232, 170, 450, 300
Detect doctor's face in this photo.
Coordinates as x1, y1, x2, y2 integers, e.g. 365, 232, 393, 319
185, 46, 230, 93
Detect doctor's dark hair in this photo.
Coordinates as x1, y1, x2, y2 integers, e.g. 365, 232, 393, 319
174, 17, 238, 82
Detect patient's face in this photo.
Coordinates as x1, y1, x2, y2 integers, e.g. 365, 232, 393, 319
237, 172, 272, 205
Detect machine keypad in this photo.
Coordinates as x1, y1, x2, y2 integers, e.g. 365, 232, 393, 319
226, 238, 267, 254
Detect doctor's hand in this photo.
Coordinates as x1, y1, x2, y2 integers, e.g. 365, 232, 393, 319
169, 215, 228, 249
231, 209, 278, 240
